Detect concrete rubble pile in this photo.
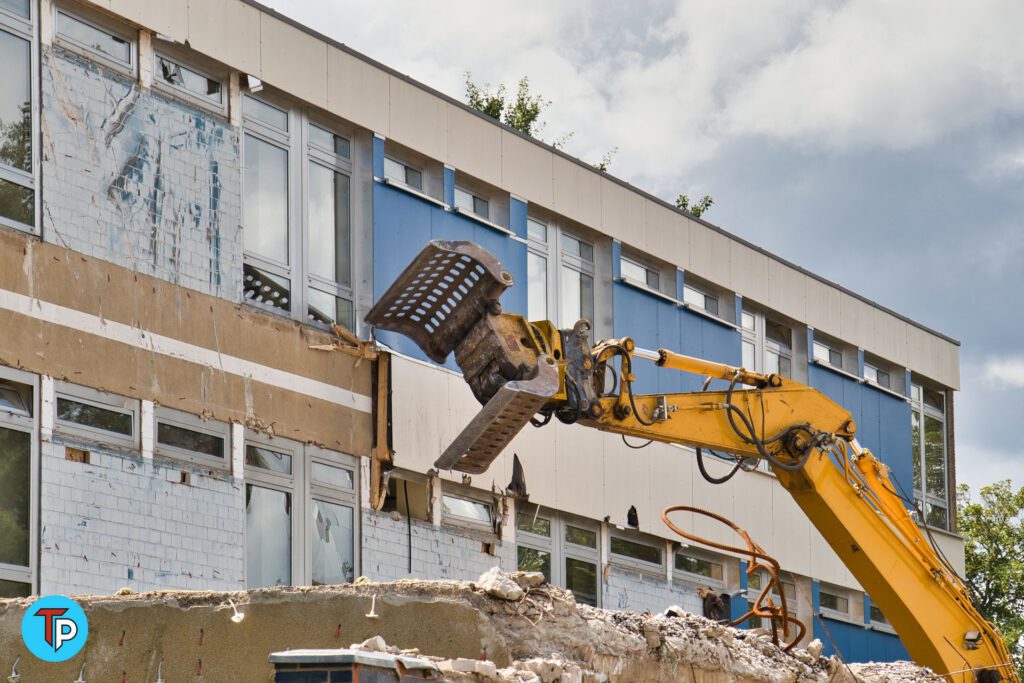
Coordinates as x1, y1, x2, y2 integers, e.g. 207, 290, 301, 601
0, 568, 943, 682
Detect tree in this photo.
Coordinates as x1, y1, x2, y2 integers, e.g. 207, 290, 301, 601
676, 193, 714, 219
593, 147, 618, 172
957, 480, 1024, 670
465, 73, 549, 138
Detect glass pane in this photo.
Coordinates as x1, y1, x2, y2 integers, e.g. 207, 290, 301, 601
442, 495, 491, 524
245, 485, 291, 588
741, 311, 755, 331
57, 12, 131, 64
307, 289, 354, 330
646, 269, 660, 290
911, 410, 922, 492
0, 0, 29, 19
876, 369, 890, 388
675, 554, 723, 580
527, 252, 547, 321
565, 557, 598, 606
0, 426, 30, 567
311, 461, 354, 490
563, 234, 593, 262
527, 218, 546, 242
580, 273, 594, 324
560, 265, 581, 328
517, 546, 550, 581
620, 259, 646, 283
472, 196, 489, 218
383, 157, 407, 184
0, 29, 31, 173
309, 124, 349, 157
924, 415, 946, 498
683, 286, 704, 309
870, 604, 888, 624
155, 55, 222, 104
926, 501, 948, 529
308, 163, 350, 286
610, 536, 662, 565
157, 422, 224, 458
244, 135, 289, 262
57, 397, 132, 436
577, 241, 594, 263
453, 187, 472, 212
924, 389, 945, 413
404, 166, 422, 190
705, 294, 719, 317
765, 320, 791, 348
0, 578, 30, 597
0, 177, 32, 226
244, 95, 288, 131
778, 355, 792, 378
820, 591, 848, 613
311, 498, 354, 585
0, 383, 30, 416
565, 525, 597, 548
765, 349, 779, 375
829, 349, 843, 368
243, 263, 291, 312
245, 444, 292, 474
516, 511, 550, 537
742, 340, 755, 370
813, 342, 829, 364
864, 365, 878, 383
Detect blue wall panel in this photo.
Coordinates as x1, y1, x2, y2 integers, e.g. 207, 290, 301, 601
612, 283, 666, 393
815, 616, 909, 663
372, 183, 527, 368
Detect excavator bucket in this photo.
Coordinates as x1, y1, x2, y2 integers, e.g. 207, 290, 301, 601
366, 240, 558, 474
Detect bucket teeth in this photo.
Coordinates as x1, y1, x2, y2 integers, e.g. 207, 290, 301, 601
365, 240, 513, 363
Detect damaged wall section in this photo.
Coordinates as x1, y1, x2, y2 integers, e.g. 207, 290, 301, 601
40, 438, 244, 595
41, 45, 242, 300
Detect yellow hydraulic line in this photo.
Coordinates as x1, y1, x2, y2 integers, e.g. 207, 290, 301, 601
635, 345, 777, 387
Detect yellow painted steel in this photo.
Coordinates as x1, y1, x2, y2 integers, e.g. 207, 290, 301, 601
580, 342, 1017, 683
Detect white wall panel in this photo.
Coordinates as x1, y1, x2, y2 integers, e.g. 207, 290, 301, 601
389, 77, 447, 162
501, 131, 553, 206
644, 202, 687, 272
552, 155, 602, 228
870, 308, 909, 367
839, 292, 875, 351
186, 0, 262, 78
729, 241, 770, 300
260, 14, 327, 109
687, 225, 731, 286
600, 178, 646, 246
766, 260, 806, 322
327, 46, 389, 135
447, 106, 502, 188
804, 276, 843, 338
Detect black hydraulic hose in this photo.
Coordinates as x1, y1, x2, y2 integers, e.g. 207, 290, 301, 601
696, 447, 742, 484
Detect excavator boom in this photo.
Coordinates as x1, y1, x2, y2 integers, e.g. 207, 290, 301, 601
366, 240, 1016, 683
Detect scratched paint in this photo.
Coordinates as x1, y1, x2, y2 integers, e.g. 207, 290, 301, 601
41, 46, 243, 300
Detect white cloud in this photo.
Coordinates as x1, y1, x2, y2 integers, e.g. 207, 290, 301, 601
982, 356, 1024, 388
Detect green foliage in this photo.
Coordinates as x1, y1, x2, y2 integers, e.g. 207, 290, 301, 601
465, 73, 550, 137
957, 480, 1024, 670
593, 147, 618, 172
676, 194, 714, 219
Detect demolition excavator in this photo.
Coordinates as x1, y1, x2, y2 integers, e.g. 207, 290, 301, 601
366, 240, 1017, 683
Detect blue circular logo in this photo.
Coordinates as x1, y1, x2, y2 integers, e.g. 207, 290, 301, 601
21, 595, 88, 662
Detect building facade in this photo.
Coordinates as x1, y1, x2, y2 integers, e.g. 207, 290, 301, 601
0, 0, 962, 662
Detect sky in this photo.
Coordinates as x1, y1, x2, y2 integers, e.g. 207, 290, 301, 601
263, 0, 1024, 496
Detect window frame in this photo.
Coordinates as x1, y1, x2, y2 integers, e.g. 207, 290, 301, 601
154, 407, 230, 469
441, 487, 496, 534
740, 306, 793, 379
608, 529, 664, 574
382, 156, 423, 192
152, 45, 228, 115
515, 506, 601, 606
0, 365, 37, 594
673, 547, 726, 589
911, 381, 950, 530
453, 186, 489, 220
53, 381, 139, 450
557, 229, 596, 329
818, 583, 851, 619
241, 93, 356, 331
0, 0, 38, 234
243, 430, 299, 589
682, 283, 720, 318
812, 339, 844, 370
619, 254, 661, 292
54, 4, 136, 75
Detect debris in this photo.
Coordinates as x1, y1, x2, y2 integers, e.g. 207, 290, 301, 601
511, 572, 545, 590
477, 567, 525, 601
352, 635, 389, 652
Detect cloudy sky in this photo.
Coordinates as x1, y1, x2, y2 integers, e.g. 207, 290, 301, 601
265, 0, 1024, 495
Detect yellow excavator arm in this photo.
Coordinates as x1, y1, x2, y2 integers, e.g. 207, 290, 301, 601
366, 240, 1016, 683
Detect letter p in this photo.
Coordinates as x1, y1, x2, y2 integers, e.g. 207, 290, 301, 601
53, 617, 78, 651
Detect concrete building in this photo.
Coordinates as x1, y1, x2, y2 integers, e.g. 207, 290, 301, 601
0, 0, 961, 662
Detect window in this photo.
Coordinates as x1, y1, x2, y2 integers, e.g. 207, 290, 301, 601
155, 408, 228, 467
55, 9, 133, 68
819, 584, 849, 615
620, 256, 660, 290
741, 307, 793, 378
0, 369, 35, 597
245, 433, 358, 588
863, 362, 891, 389
526, 218, 548, 321
442, 493, 493, 529
675, 551, 724, 583
683, 284, 719, 317
869, 602, 891, 627
609, 533, 663, 570
812, 340, 843, 369
559, 232, 595, 328
746, 570, 797, 629
527, 219, 597, 328
453, 187, 489, 219
54, 383, 138, 449
516, 508, 600, 606
154, 52, 224, 108
0, 0, 35, 231
911, 382, 950, 529
242, 96, 355, 330
383, 156, 422, 190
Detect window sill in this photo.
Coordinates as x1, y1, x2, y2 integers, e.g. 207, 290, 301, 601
818, 610, 859, 627
375, 176, 448, 210
680, 302, 741, 331
867, 622, 897, 635
862, 378, 910, 403
618, 276, 680, 306
449, 205, 524, 242
811, 358, 863, 383
608, 559, 667, 579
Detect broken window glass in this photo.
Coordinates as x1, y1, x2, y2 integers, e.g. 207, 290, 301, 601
307, 162, 350, 286
57, 397, 132, 436
516, 511, 550, 537
57, 11, 131, 64
517, 546, 550, 582
244, 264, 292, 313
0, 28, 30, 174
311, 462, 353, 490
246, 484, 291, 588
0, 426, 30, 568
306, 289, 353, 330
310, 498, 354, 585
245, 444, 292, 475
442, 495, 492, 526
0, 382, 30, 417
610, 536, 662, 567
155, 54, 223, 104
